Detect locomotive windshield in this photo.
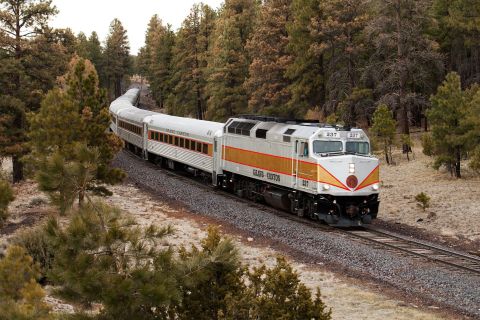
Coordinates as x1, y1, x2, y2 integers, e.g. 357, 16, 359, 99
346, 141, 369, 155
313, 140, 370, 156
313, 140, 343, 153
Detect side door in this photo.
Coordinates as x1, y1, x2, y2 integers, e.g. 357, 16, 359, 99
293, 140, 311, 190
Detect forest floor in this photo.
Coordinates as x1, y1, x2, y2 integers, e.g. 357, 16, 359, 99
376, 136, 480, 251
0, 178, 451, 320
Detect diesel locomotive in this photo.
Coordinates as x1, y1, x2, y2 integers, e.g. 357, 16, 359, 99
110, 88, 380, 227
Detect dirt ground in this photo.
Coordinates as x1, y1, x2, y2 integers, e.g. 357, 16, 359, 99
378, 141, 480, 243
0, 175, 451, 319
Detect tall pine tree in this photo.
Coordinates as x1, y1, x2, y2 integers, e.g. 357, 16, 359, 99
310, 0, 370, 120
245, 0, 293, 117
104, 18, 131, 99
365, 0, 443, 140
168, 4, 216, 119
206, 0, 257, 121
286, 0, 325, 116
0, 0, 58, 182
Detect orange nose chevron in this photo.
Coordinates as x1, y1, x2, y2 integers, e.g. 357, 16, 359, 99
355, 165, 380, 191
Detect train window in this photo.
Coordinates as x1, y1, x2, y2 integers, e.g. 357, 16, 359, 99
197, 142, 202, 152
163, 134, 168, 143
256, 129, 268, 139
190, 141, 196, 151
284, 128, 296, 135
168, 135, 173, 145
180, 138, 184, 148
202, 144, 208, 155
283, 136, 291, 143
185, 139, 190, 149
175, 137, 179, 146
159, 133, 163, 141
214, 140, 217, 152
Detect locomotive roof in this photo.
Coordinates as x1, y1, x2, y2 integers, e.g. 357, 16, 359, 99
227, 117, 367, 142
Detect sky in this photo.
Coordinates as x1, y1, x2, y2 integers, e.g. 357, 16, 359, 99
51, 0, 224, 55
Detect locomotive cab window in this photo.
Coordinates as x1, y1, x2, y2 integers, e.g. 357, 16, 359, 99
313, 140, 343, 154
346, 141, 369, 155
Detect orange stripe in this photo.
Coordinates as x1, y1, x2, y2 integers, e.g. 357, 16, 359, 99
223, 146, 350, 190
355, 165, 380, 191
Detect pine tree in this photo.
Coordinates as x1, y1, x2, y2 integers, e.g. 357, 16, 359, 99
151, 24, 175, 110
0, 95, 27, 182
465, 89, 480, 173
427, 72, 474, 178
168, 4, 216, 119
46, 202, 180, 318
86, 32, 106, 87
310, 0, 370, 118
371, 104, 397, 165
0, 176, 14, 226
0, 245, 53, 320
365, 0, 443, 142
245, 0, 293, 117
75, 32, 89, 58
104, 18, 131, 99
221, 256, 332, 320
29, 57, 125, 212
206, 0, 257, 121
175, 226, 243, 320
286, 0, 325, 116
432, 0, 480, 87
0, 0, 58, 182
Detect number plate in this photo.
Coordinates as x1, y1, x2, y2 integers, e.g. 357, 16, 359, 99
348, 132, 361, 139
324, 132, 339, 138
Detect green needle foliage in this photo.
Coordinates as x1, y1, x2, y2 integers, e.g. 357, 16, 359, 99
371, 105, 397, 165
427, 72, 477, 178
46, 202, 179, 319
415, 192, 431, 212
39, 204, 331, 320
0, 176, 14, 226
28, 57, 125, 213
0, 245, 53, 320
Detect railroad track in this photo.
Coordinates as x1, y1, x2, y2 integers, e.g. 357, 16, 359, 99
127, 151, 480, 277
345, 228, 480, 275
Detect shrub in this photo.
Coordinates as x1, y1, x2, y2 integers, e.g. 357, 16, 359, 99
0, 178, 14, 227
13, 224, 56, 280
421, 133, 434, 156
415, 192, 431, 211
0, 245, 53, 319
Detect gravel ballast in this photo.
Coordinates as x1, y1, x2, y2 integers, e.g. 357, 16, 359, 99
113, 151, 480, 318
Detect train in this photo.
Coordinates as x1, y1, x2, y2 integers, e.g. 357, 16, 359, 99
109, 88, 380, 227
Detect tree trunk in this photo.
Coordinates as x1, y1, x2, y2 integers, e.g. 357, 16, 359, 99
79, 190, 85, 206
455, 146, 461, 178
12, 156, 23, 183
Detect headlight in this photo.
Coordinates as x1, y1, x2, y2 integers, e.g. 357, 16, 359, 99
349, 163, 355, 174
323, 184, 330, 191
372, 183, 379, 191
